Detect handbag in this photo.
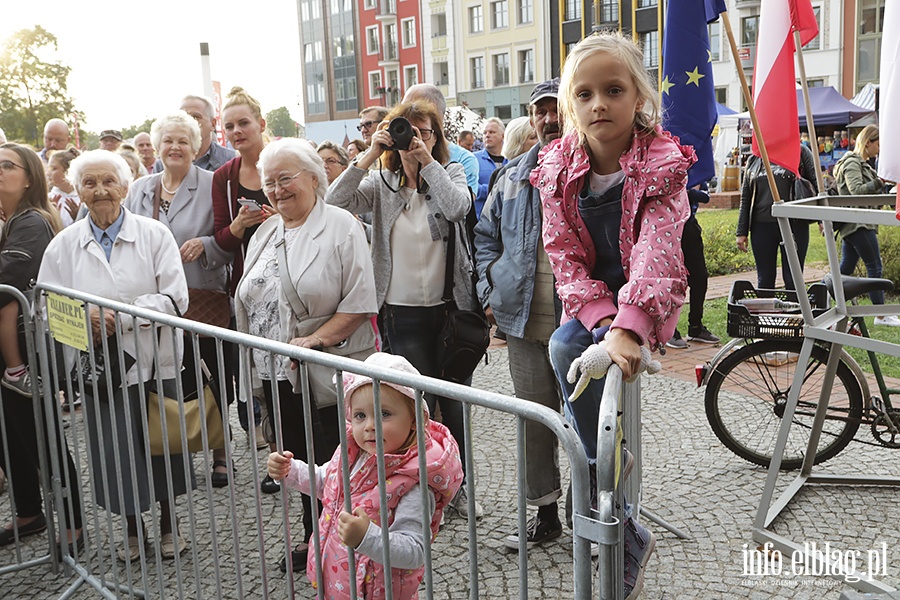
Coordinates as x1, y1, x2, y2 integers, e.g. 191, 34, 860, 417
435, 220, 490, 384
184, 288, 231, 329
274, 222, 375, 408
151, 178, 231, 331
147, 361, 226, 455
71, 333, 137, 404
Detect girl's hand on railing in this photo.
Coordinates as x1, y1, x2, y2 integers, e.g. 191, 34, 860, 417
566, 337, 662, 402
267, 451, 293, 481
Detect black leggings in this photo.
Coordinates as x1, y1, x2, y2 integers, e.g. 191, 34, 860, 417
262, 379, 339, 543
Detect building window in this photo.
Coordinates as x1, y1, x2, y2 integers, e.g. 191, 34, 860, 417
384, 23, 397, 60
641, 30, 658, 69
807, 78, 825, 88
709, 21, 720, 61
564, 0, 581, 21
638, 0, 657, 6
715, 87, 726, 105
518, 48, 534, 83
518, 0, 532, 24
469, 5, 484, 33
366, 26, 379, 55
364, 0, 376, 8
600, 0, 618, 22
493, 53, 510, 85
741, 15, 759, 46
433, 13, 447, 36
491, 0, 508, 29
434, 61, 449, 85
495, 105, 512, 120
806, 6, 821, 50
369, 71, 383, 99
402, 18, 416, 48
471, 56, 485, 89
404, 65, 418, 91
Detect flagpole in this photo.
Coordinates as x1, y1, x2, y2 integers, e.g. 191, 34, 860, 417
720, 11, 782, 205
794, 31, 826, 193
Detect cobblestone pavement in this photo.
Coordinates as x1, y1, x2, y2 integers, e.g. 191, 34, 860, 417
2, 346, 900, 598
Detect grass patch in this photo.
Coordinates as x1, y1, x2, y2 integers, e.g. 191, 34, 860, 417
679, 295, 900, 380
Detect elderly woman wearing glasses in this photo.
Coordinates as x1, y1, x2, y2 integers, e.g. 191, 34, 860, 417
235, 138, 377, 571
326, 99, 482, 518
316, 141, 349, 185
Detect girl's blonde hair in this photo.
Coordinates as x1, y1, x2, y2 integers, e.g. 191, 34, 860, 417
558, 32, 661, 143
854, 125, 879, 161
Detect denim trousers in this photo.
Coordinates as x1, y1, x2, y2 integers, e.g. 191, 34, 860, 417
840, 227, 885, 305
381, 303, 468, 479
548, 319, 606, 462
505, 334, 562, 506
750, 220, 809, 290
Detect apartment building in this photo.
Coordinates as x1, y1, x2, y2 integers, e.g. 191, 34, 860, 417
453, 0, 551, 119
358, 0, 425, 110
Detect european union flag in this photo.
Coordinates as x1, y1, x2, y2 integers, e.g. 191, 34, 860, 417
662, 0, 726, 188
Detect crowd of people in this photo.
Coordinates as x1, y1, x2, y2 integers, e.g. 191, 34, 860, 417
1, 29, 897, 600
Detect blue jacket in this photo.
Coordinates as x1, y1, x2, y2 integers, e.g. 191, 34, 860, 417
473, 149, 508, 219
473, 143, 545, 339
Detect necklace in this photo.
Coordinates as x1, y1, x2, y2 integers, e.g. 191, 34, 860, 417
161, 179, 180, 195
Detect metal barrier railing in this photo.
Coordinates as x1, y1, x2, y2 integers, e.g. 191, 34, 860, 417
10, 281, 598, 599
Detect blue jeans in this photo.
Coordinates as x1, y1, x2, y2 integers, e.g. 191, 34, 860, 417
750, 220, 809, 290
840, 228, 885, 305
381, 304, 468, 478
549, 319, 606, 462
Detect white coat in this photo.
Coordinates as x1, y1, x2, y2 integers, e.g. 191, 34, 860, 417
37, 208, 189, 385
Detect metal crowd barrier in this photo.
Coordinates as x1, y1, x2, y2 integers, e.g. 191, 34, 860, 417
0, 281, 602, 599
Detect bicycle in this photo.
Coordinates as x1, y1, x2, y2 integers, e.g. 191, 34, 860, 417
698, 275, 900, 470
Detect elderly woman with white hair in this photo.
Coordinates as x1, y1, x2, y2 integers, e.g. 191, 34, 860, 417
235, 137, 377, 572
501, 116, 538, 161
124, 111, 234, 487
37, 150, 191, 561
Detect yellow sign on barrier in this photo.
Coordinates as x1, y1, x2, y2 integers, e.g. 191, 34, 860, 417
46, 292, 89, 352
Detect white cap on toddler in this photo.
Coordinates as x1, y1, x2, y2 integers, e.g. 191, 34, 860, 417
341, 353, 428, 417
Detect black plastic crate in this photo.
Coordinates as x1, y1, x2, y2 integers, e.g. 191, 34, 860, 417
727, 280, 829, 339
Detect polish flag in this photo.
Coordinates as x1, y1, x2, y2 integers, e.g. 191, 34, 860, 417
751, 0, 819, 175
880, 1, 900, 189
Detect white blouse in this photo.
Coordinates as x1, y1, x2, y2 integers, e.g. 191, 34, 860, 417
384, 188, 446, 307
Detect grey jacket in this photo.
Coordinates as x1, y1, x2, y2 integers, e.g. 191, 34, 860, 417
473, 144, 545, 338
124, 165, 233, 291
325, 161, 476, 311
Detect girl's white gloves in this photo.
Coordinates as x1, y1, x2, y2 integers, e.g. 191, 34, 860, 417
566, 340, 662, 402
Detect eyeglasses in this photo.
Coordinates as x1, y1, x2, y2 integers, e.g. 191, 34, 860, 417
322, 157, 344, 166
357, 120, 378, 131
418, 129, 435, 141
0, 160, 25, 173
263, 172, 304, 193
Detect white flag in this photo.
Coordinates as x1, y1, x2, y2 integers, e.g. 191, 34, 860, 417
879, 0, 900, 183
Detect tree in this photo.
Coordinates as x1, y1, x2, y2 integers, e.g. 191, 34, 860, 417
266, 107, 299, 138
122, 118, 157, 140
0, 26, 79, 148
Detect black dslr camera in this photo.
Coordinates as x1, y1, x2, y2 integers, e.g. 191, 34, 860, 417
383, 117, 415, 151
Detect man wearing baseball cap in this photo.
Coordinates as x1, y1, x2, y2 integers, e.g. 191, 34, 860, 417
99, 130, 123, 151
473, 78, 565, 549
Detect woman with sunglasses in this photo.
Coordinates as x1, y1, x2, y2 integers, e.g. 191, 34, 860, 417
326, 100, 482, 518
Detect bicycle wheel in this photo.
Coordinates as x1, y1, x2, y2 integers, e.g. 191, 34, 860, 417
705, 339, 863, 469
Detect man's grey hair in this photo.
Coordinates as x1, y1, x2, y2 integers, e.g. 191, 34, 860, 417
181, 94, 216, 121
403, 84, 446, 116
483, 117, 505, 134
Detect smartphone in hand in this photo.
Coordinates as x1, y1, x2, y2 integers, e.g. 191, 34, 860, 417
238, 198, 263, 212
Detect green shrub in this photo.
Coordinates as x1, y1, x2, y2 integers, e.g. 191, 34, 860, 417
700, 218, 756, 276
875, 226, 900, 286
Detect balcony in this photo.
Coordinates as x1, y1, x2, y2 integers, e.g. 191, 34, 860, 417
379, 42, 399, 66
375, 0, 397, 20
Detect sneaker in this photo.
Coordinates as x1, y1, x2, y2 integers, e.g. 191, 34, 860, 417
261, 475, 280, 494
449, 484, 484, 519
503, 513, 563, 550
687, 326, 720, 344
665, 331, 688, 350
1, 370, 35, 397
623, 517, 656, 600
874, 315, 900, 327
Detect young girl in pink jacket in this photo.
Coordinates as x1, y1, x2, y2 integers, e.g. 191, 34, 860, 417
531, 32, 696, 599
267, 353, 463, 600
